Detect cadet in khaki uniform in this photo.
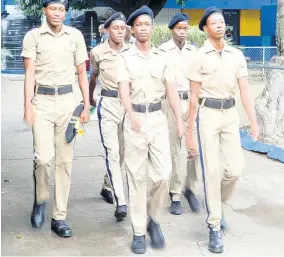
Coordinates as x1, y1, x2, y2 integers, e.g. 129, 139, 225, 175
89, 12, 129, 221
21, 0, 90, 238
159, 13, 201, 215
187, 7, 260, 253
117, 5, 184, 254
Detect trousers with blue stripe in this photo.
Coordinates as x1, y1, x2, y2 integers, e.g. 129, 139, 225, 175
97, 97, 126, 207
165, 98, 199, 201
196, 106, 244, 230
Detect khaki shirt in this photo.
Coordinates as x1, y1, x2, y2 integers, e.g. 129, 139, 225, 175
187, 39, 248, 99
90, 40, 129, 91
117, 45, 175, 104
159, 39, 196, 92
21, 23, 88, 86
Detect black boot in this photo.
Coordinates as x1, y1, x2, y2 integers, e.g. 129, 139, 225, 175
184, 189, 201, 213
147, 219, 165, 249
51, 219, 72, 238
100, 188, 114, 204
131, 235, 146, 254
221, 215, 229, 231
115, 205, 127, 221
31, 203, 46, 228
169, 201, 182, 215
208, 230, 224, 253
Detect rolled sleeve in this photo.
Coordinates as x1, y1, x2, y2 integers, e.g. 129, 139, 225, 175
75, 30, 89, 66
116, 55, 130, 84
163, 60, 176, 86
187, 51, 202, 83
237, 51, 248, 78
90, 48, 99, 74
21, 31, 36, 60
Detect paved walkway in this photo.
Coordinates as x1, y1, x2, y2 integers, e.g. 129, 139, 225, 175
1, 75, 283, 256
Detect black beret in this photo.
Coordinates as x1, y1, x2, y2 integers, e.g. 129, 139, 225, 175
127, 5, 154, 26
43, 0, 68, 9
104, 12, 126, 29
168, 13, 189, 29
199, 6, 223, 31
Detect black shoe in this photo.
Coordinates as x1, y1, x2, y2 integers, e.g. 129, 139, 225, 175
100, 189, 114, 204
51, 219, 72, 238
147, 219, 165, 249
31, 203, 46, 228
208, 230, 224, 253
184, 189, 201, 213
115, 205, 127, 221
221, 215, 229, 231
169, 201, 182, 215
131, 235, 146, 254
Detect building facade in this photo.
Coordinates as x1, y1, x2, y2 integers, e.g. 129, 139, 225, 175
1, 0, 278, 48
155, 0, 278, 46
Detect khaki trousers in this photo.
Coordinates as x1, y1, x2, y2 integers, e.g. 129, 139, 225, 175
124, 110, 171, 236
165, 98, 199, 201
32, 90, 76, 220
97, 97, 126, 207
197, 106, 244, 231
102, 117, 125, 192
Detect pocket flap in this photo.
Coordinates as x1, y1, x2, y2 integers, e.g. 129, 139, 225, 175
201, 66, 217, 74
101, 60, 114, 71
130, 71, 142, 80
150, 69, 163, 79
65, 45, 76, 53
37, 47, 50, 54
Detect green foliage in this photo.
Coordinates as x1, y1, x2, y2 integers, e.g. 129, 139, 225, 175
186, 25, 209, 47
70, 0, 97, 10
151, 23, 173, 47
14, 0, 92, 18
151, 23, 208, 47
15, 0, 43, 18
151, 23, 234, 48
176, 0, 187, 8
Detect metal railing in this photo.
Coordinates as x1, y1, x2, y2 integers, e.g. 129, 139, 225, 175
239, 46, 278, 64
238, 46, 278, 81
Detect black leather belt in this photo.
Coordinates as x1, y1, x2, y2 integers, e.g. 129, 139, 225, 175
132, 102, 162, 113
179, 91, 189, 100
199, 98, 235, 110
165, 91, 189, 100
37, 85, 73, 95
101, 89, 118, 98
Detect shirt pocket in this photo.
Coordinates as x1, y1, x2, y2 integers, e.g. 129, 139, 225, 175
100, 59, 115, 72
128, 70, 143, 91
129, 69, 142, 80
223, 65, 237, 86
200, 66, 217, 87
150, 68, 165, 96
36, 46, 52, 65
201, 66, 217, 75
63, 44, 76, 65
150, 68, 164, 84
101, 59, 117, 81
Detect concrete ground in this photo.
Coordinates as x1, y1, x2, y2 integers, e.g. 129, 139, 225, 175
1, 75, 283, 256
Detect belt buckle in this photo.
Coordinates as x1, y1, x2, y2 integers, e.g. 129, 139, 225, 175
145, 103, 150, 113
220, 99, 224, 110
54, 88, 59, 95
